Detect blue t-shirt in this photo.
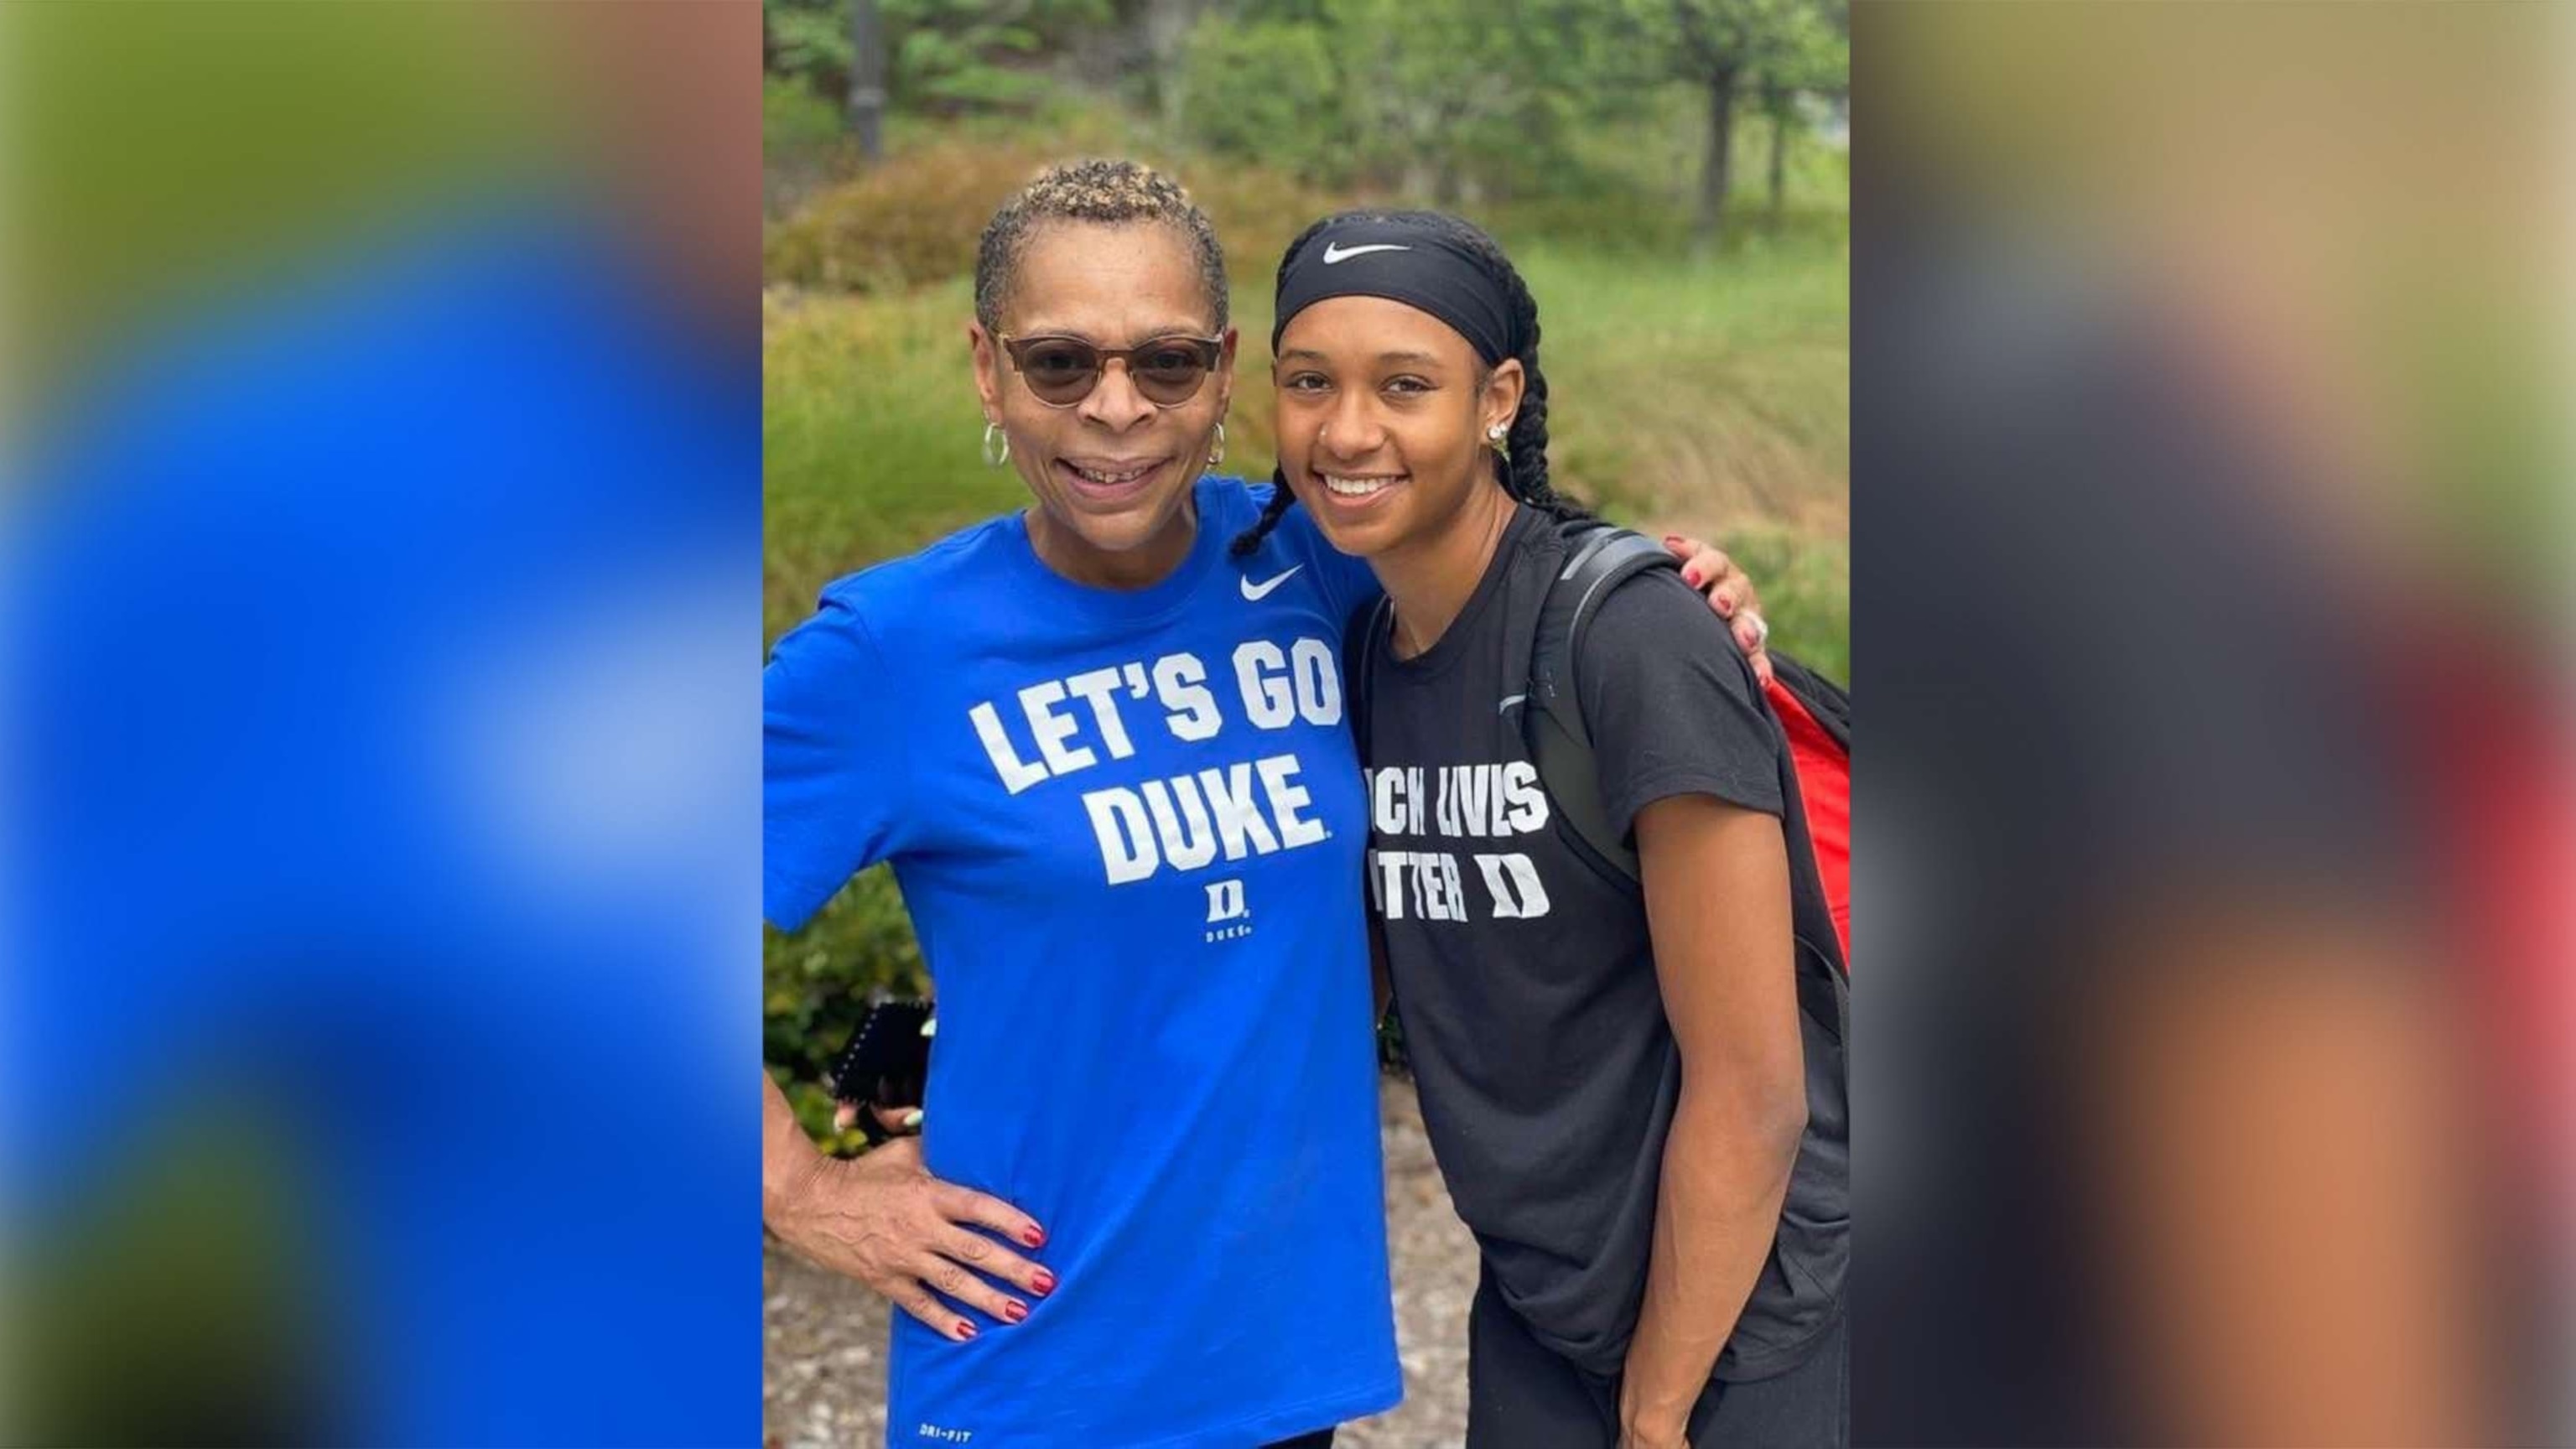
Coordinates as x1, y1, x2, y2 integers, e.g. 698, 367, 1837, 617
766, 476, 1393, 1447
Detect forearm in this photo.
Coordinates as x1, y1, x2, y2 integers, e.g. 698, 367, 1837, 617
1623, 794, 1803, 1441
761, 1067, 824, 1226
1621, 1081, 1805, 1432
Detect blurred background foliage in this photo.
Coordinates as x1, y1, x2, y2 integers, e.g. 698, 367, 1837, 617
8, 3, 558, 428
761, 0, 1847, 1146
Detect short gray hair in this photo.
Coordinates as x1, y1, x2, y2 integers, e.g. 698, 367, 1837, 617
973, 158, 1229, 333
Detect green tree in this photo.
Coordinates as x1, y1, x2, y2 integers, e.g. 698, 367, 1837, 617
850, 0, 887, 162
1751, 0, 1845, 218
1134, 0, 1214, 131
1641, 0, 1840, 247
1176, 15, 1349, 184
1178, 0, 1659, 200
762, 0, 1114, 117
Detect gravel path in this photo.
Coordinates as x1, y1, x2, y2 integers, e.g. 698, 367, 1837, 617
764, 1076, 1478, 1448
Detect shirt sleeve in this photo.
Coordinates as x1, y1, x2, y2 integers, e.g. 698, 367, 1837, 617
1576, 570, 1785, 844
763, 590, 911, 930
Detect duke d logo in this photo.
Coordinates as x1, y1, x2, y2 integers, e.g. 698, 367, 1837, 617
1203, 878, 1251, 942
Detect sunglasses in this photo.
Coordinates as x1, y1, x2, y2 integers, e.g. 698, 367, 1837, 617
999, 334, 1224, 408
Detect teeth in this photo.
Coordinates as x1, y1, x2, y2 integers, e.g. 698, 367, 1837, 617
1071, 462, 1153, 485
1323, 474, 1401, 497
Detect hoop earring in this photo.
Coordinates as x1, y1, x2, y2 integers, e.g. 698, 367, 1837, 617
1208, 421, 1227, 469
982, 422, 1010, 468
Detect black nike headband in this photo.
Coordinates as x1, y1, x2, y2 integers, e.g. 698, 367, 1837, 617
1270, 216, 1521, 366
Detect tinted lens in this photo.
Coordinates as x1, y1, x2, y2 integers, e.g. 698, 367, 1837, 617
1132, 340, 1214, 404
1018, 341, 1100, 403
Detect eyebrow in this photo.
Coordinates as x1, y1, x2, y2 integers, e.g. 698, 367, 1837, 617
1276, 348, 1449, 367
1012, 323, 1213, 343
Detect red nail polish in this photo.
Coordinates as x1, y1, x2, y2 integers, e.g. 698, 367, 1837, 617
1005, 1301, 1029, 1323
956, 1321, 978, 1340
1031, 1271, 1057, 1296
1021, 1226, 1046, 1249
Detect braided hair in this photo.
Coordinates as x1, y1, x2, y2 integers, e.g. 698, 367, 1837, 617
1232, 210, 1590, 558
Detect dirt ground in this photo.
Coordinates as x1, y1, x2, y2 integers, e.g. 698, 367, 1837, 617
764, 1076, 1479, 1448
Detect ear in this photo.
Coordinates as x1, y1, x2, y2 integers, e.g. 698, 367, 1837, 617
1481, 357, 1526, 437
1213, 325, 1240, 413
968, 321, 1005, 422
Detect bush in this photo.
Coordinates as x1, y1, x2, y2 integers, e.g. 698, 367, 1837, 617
1176, 20, 1350, 189
765, 868, 929, 1149
762, 0, 1114, 116
764, 135, 1337, 304
765, 141, 1053, 293
763, 75, 846, 160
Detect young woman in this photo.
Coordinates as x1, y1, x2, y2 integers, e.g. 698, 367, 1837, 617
760, 164, 1765, 1447
1236, 210, 1848, 1448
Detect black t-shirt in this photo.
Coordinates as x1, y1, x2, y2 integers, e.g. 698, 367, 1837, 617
1355, 504, 1848, 1382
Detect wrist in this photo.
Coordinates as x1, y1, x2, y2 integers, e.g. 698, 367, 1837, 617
761, 1135, 825, 1228
1618, 1415, 1690, 1449
1618, 1417, 1690, 1449
1618, 1381, 1693, 1445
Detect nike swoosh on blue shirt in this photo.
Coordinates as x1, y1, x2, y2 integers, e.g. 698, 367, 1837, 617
1240, 566, 1303, 601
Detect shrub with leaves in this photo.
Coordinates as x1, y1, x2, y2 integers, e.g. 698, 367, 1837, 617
765, 867, 929, 1149
765, 132, 1333, 301
764, 140, 1052, 293
765, 0, 1114, 116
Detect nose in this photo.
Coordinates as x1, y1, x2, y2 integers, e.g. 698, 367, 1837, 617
1075, 356, 1156, 432
1317, 389, 1387, 462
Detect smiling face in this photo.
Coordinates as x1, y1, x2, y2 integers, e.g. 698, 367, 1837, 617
969, 220, 1237, 587
1271, 295, 1522, 561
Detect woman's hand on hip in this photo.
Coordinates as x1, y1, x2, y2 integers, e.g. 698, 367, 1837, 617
767, 1136, 1054, 1342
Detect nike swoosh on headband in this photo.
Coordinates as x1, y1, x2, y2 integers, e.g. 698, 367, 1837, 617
1321, 242, 1412, 264
1241, 565, 1304, 600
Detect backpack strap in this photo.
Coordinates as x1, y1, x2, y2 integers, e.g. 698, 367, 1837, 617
1524, 523, 1688, 886
1524, 522, 1850, 1048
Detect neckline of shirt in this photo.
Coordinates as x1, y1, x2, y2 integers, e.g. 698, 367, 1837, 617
1004, 473, 1244, 625
1380, 501, 1540, 681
